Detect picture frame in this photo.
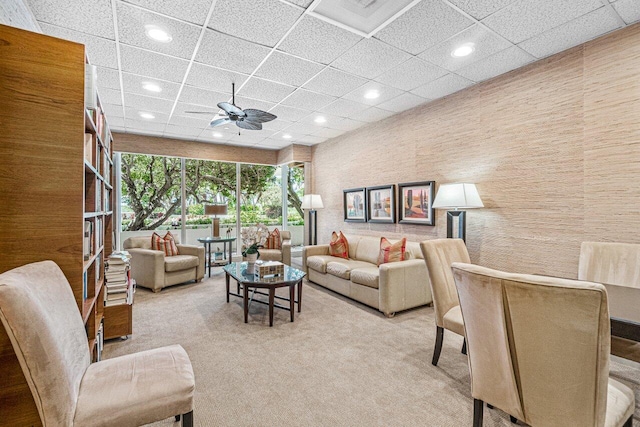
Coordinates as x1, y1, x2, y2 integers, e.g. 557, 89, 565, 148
366, 185, 395, 223
398, 181, 435, 225
343, 187, 366, 222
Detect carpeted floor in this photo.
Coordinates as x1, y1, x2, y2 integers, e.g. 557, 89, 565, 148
103, 274, 640, 427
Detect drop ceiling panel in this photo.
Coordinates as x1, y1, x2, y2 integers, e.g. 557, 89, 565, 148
98, 87, 123, 105
281, 89, 337, 111
311, 0, 415, 35
40, 23, 118, 69
254, 51, 324, 87
447, 0, 517, 20
262, 139, 296, 149
286, 0, 314, 8
121, 0, 213, 25
102, 103, 125, 118
613, 0, 640, 25
456, 46, 534, 83
481, 0, 603, 44
262, 119, 293, 132
298, 112, 342, 126
116, 2, 201, 60
277, 15, 362, 64
122, 73, 182, 100
376, 92, 428, 113
164, 125, 203, 138
28, 0, 114, 38
237, 77, 296, 103
374, 57, 448, 91
178, 85, 229, 107
302, 68, 368, 97
168, 114, 212, 129
125, 119, 167, 132
282, 121, 320, 135
319, 98, 369, 118
95, 66, 122, 91
173, 102, 219, 119
127, 129, 164, 137
332, 38, 412, 79
108, 116, 125, 128
208, 0, 303, 47
519, 8, 622, 59
342, 81, 404, 107
233, 97, 277, 113
195, 29, 271, 74
375, 0, 473, 55
125, 108, 169, 123
326, 117, 367, 132
311, 127, 345, 138
185, 63, 248, 93
119, 44, 190, 83
419, 24, 513, 72
124, 92, 175, 114
295, 135, 326, 145
410, 73, 473, 100
350, 107, 395, 123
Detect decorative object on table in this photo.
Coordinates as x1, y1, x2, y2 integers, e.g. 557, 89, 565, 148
205, 203, 228, 238
301, 194, 324, 245
241, 223, 269, 257
432, 183, 483, 243
343, 188, 366, 223
226, 227, 232, 239
258, 261, 284, 278
397, 181, 435, 226
366, 185, 395, 223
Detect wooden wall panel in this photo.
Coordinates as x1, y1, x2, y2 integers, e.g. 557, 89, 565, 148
312, 24, 640, 279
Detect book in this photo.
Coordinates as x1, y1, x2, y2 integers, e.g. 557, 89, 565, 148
83, 220, 92, 260
105, 299, 127, 307
84, 64, 97, 110
84, 134, 93, 164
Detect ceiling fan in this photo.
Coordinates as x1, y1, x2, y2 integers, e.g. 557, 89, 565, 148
185, 83, 277, 131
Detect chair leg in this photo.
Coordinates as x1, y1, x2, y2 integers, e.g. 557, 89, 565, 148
175, 415, 181, 422
486, 403, 493, 409
182, 411, 193, 427
623, 415, 632, 427
432, 326, 444, 366
510, 415, 518, 424
462, 338, 467, 355
473, 399, 484, 427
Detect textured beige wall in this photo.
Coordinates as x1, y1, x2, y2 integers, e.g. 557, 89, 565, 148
311, 24, 640, 279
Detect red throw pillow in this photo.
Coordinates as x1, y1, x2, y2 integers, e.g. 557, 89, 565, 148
329, 231, 349, 259
264, 228, 281, 250
151, 231, 179, 256
377, 237, 406, 266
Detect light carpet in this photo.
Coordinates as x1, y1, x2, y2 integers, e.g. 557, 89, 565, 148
103, 274, 640, 426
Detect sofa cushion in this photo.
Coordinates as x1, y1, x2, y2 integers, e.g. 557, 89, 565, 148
354, 237, 382, 265
351, 267, 380, 289
259, 249, 282, 262
264, 228, 281, 250
405, 241, 423, 259
329, 231, 349, 259
377, 237, 406, 266
443, 305, 465, 336
152, 232, 179, 256
326, 260, 374, 280
307, 255, 334, 274
165, 255, 198, 272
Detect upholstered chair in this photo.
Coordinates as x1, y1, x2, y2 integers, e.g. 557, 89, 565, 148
451, 262, 634, 427
420, 239, 470, 365
257, 230, 292, 265
0, 261, 195, 426
579, 241, 640, 363
124, 235, 205, 292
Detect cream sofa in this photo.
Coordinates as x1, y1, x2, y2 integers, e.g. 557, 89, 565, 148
123, 236, 205, 292
303, 235, 432, 317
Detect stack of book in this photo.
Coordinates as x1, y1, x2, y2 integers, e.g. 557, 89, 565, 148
104, 251, 134, 307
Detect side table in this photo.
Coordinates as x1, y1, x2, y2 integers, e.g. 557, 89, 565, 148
197, 237, 236, 277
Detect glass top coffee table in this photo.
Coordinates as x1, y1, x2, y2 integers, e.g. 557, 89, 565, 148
223, 262, 306, 327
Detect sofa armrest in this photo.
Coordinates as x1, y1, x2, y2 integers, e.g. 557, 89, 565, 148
177, 244, 206, 280
128, 248, 165, 292
378, 259, 432, 316
302, 244, 330, 273
281, 241, 292, 266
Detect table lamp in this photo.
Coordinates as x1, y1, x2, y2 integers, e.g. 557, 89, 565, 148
205, 204, 227, 238
432, 183, 483, 243
301, 194, 324, 245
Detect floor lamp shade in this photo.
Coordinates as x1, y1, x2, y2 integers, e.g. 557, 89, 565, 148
432, 183, 483, 242
301, 194, 324, 245
205, 204, 227, 238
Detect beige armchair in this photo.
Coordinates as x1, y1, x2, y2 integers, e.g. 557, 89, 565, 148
257, 230, 292, 265
579, 241, 640, 362
451, 262, 634, 427
420, 239, 470, 366
0, 261, 195, 426
124, 236, 205, 292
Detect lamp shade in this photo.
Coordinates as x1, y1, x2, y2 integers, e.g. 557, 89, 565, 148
301, 194, 324, 210
432, 183, 484, 209
204, 204, 227, 216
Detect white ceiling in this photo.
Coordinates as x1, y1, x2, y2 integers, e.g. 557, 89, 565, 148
25, 0, 640, 150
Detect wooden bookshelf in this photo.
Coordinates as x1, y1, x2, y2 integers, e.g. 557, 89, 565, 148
0, 23, 114, 425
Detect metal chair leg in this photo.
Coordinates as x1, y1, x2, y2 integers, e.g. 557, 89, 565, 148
510, 415, 518, 424
473, 399, 484, 427
486, 403, 493, 409
182, 411, 193, 427
432, 326, 444, 366
462, 338, 467, 355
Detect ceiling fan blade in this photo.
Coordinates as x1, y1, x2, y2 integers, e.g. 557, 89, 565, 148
243, 109, 277, 123
184, 111, 219, 115
217, 102, 246, 117
236, 120, 262, 130
210, 117, 231, 127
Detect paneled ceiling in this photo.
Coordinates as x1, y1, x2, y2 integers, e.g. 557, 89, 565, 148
26, 0, 639, 150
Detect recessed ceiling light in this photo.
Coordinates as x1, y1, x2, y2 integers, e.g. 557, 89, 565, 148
139, 112, 155, 119
364, 89, 380, 99
142, 82, 162, 93
452, 43, 475, 58
314, 116, 327, 124
282, 134, 292, 139
145, 25, 172, 43
213, 132, 223, 138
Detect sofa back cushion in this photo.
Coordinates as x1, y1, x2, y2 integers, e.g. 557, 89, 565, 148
405, 241, 423, 260
124, 233, 182, 251
354, 236, 382, 265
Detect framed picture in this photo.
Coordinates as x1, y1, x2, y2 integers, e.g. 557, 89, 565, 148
398, 181, 435, 225
343, 188, 366, 222
366, 185, 395, 223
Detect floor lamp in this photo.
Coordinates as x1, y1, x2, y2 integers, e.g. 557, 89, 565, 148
205, 204, 227, 238
432, 183, 483, 243
301, 194, 324, 245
